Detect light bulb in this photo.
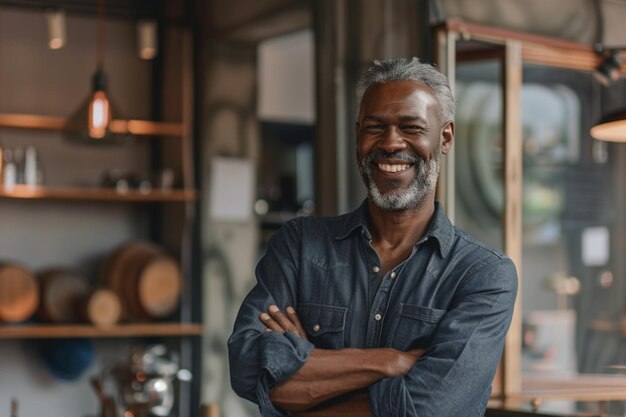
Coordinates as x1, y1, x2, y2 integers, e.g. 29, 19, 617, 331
88, 90, 110, 139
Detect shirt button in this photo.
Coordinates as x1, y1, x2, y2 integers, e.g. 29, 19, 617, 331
374, 313, 382, 321
313, 324, 321, 332
390, 271, 397, 279
372, 266, 380, 273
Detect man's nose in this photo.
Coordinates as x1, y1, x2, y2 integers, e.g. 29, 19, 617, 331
379, 126, 407, 152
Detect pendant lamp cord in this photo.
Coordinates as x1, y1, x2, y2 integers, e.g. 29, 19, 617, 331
97, 0, 106, 69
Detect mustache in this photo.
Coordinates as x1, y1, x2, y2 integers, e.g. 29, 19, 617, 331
362, 150, 420, 166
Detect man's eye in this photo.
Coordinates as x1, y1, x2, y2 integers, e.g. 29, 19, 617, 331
365, 124, 384, 132
401, 125, 423, 133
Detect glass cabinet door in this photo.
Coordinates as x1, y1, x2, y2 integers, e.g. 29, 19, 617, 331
440, 23, 626, 415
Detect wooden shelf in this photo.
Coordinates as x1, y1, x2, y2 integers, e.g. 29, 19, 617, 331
0, 113, 185, 137
488, 374, 626, 411
0, 185, 197, 202
0, 323, 203, 339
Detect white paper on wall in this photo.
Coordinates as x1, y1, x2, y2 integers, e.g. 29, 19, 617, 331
209, 157, 254, 222
581, 226, 610, 266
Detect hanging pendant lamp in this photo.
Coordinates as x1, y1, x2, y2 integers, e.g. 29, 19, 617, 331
65, 0, 127, 143
590, 47, 626, 143
590, 108, 626, 142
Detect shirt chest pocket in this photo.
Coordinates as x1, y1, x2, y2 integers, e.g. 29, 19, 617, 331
387, 304, 447, 351
298, 303, 347, 349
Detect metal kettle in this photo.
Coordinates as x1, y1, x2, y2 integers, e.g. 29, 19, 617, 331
98, 344, 192, 417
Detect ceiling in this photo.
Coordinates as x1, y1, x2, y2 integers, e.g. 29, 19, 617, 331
1, 0, 187, 21
5, 0, 625, 47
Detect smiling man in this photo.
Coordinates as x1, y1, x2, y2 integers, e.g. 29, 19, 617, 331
228, 58, 518, 417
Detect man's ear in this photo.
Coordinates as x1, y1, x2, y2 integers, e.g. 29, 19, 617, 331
440, 121, 455, 155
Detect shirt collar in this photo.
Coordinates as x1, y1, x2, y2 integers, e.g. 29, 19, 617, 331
334, 200, 454, 258
334, 199, 371, 241
425, 201, 455, 258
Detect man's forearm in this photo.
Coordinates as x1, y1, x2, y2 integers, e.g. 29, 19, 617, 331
289, 390, 374, 417
270, 347, 421, 412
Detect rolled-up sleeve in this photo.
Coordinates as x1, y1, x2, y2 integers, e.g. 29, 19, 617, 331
369, 258, 518, 417
228, 219, 314, 417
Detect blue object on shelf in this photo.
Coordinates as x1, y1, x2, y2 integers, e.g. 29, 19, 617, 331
37, 338, 94, 381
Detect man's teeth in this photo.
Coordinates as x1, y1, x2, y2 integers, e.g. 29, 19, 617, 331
378, 163, 410, 173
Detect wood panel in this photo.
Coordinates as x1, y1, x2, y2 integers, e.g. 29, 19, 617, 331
0, 114, 184, 137
434, 27, 458, 223
0, 323, 202, 339
0, 185, 197, 202
502, 39, 524, 397
440, 19, 626, 73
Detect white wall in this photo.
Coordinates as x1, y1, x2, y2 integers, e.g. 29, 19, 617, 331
257, 30, 315, 124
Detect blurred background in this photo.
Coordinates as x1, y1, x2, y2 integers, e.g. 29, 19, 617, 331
1, 0, 626, 416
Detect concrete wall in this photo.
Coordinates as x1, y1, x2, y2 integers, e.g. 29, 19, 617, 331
200, 30, 315, 416
199, 39, 260, 417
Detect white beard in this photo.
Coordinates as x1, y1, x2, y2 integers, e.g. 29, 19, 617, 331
359, 147, 441, 211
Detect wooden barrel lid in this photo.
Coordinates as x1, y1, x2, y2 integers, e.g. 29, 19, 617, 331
120, 245, 162, 321
0, 263, 39, 323
137, 256, 181, 318
102, 242, 161, 292
85, 289, 121, 327
101, 241, 162, 320
39, 269, 90, 323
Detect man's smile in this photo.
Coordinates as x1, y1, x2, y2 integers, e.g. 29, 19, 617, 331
377, 162, 412, 174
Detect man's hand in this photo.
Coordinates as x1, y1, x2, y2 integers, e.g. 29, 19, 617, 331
389, 348, 423, 377
260, 305, 308, 340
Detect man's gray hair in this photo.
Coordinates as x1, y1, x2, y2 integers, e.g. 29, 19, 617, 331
356, 57, 455, 123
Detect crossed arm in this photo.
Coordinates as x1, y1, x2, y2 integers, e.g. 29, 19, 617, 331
259, 305, 423, 416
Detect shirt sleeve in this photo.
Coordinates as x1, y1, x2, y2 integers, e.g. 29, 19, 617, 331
369, 257, 518, 417
228, 218, 315, 417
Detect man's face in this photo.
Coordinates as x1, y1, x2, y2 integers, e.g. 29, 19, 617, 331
356, 80, 453, 211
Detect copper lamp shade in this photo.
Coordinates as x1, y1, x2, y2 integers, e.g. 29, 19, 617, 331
590, 109, 626, 142
64, 67, 126, 143
63, 0, 129, 144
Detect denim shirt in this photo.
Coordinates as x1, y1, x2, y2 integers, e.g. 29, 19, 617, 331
228, 201, 518, 417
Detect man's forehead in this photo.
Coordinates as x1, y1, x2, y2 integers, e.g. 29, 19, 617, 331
359, 80, 440, 117
362, 114, 429, 123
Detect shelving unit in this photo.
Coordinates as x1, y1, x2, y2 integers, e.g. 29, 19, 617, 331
0, 106, 202, 324
0, 5, 202, 416
0, 323, 203, 339
0, 184, 197, 202
0, 113, 185, 137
